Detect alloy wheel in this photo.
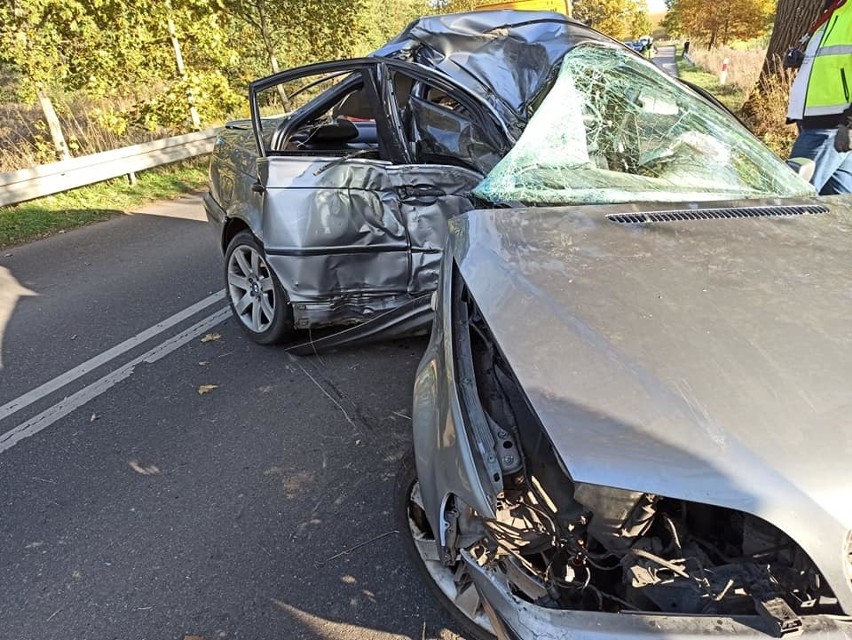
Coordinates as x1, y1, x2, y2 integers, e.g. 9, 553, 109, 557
227, 244, 277, 334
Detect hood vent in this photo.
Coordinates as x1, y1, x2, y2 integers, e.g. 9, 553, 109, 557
608, 204, 829, 225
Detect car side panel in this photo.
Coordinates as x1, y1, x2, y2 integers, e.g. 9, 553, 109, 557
209, 127, 264, 245
386, 164, 483, 294
258, 155, 410, 304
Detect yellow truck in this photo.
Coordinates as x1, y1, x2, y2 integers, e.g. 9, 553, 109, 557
474, 0, 571, 15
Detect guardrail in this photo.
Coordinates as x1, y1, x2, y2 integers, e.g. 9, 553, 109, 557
0, 128, 219, 207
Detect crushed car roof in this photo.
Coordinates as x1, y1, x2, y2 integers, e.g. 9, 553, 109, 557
372, 10, 611, 137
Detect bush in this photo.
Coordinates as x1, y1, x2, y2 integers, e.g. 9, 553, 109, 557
740, 71, 798, 158
130, 71, 244, 133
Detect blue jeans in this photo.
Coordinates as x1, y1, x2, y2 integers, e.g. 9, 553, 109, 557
789, 127, 852, 195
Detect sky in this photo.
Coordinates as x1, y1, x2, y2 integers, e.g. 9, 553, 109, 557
647, 0, 667, 13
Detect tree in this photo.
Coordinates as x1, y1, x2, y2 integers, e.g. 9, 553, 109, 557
754, 0, 825, 79
360, 0, 432, 51
0, 0, 100, 161
740, 0, 826, 156
660, 0, 683, 37
433, 0, 479, 11
573, 0, 652, 39
666, 0, 773, 47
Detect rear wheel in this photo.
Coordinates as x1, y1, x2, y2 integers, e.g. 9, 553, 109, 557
395, 453, 495, 640
224, 231, 293, 344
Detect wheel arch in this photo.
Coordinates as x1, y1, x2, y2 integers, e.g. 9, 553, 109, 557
222, 217, 253, 253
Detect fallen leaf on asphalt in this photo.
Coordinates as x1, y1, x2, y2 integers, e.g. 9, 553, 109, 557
197, 384, 218, 395
201, 332, 221, 343
128, 460, 161, 476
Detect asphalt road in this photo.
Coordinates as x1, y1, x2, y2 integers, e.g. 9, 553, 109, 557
652, 44, 679, 76
0, 195, 462, 640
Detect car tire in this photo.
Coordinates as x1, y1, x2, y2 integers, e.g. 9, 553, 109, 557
395, 451, 495, 640
224, 230, 293, 345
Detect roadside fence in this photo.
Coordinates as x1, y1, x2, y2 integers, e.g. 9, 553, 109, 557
0, 128, 219, 208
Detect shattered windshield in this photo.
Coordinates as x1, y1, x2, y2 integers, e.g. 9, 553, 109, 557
474, 44, 815, 206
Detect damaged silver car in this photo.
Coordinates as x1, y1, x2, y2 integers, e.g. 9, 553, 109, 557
398, 13, 852, 640
204, 11, 623, 343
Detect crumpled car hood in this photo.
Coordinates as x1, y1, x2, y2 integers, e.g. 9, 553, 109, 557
451, 199, 852, 538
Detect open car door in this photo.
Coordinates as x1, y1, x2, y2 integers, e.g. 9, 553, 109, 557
248, 58, 508, 332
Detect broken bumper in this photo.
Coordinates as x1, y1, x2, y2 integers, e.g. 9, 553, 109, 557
465, 555, 852, 640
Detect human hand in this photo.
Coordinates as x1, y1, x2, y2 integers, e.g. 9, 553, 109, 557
783, 47, 804, 69
835, 125, 851, 152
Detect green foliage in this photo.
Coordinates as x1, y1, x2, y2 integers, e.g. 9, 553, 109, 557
433, 0, 479, 10
1, 0, 246, 128
663, 0, 774, 46
357, 0, 433, 54
0, 158, 208, 248
0, 0, 434, 168
573, 0, 653, 39
131, 71, 244, 133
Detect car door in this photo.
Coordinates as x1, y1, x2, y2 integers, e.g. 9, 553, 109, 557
249, 58, 508, 327
377, 60, 511, 295
250, 59, 416, 327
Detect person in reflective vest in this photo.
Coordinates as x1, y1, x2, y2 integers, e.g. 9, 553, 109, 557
788, 0, 852, 194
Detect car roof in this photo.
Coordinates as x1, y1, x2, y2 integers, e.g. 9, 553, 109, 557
372, 10, 612, 137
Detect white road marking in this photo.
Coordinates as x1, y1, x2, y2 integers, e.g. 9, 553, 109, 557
0, 307, 229, 454
0, 290, 225, 423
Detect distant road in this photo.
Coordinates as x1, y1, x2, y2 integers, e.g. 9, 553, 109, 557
653, 44, 679, 77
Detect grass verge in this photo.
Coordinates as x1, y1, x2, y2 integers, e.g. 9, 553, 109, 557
676, 57, 747, 114
0, 157, 207, 249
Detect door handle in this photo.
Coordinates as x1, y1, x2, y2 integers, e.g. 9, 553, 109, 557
398, 185, 445, 204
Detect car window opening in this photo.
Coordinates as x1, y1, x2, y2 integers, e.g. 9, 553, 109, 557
390, 71, 503, 173
260, 73, 382, 158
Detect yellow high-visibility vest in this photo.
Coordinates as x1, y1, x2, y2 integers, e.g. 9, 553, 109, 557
788, 1, 852, 120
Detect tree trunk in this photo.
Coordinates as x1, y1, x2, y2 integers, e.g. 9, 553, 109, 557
741, 0, 825, 137
166, 11, 202, 130
740, 0, 827, 157
36, 88, 71, 162
258, 4, 291, 111
757, 0, 825, 81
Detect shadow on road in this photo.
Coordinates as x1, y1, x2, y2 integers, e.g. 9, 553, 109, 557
0, 266, 36, 370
